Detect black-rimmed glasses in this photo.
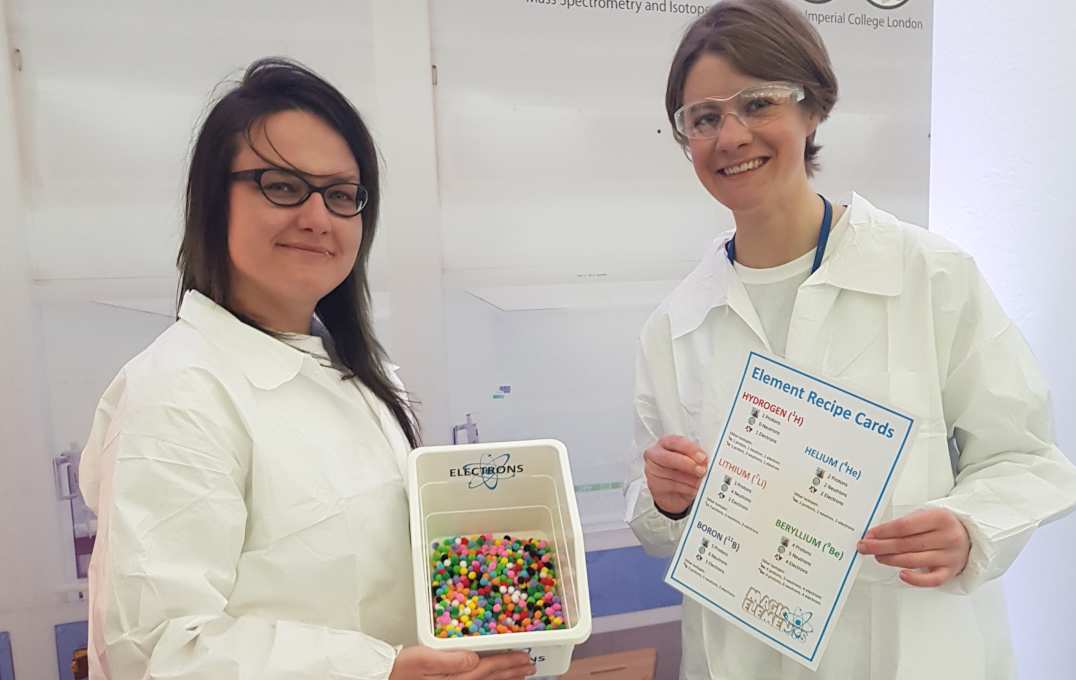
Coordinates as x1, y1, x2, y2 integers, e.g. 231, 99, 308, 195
231, 168, 368, 218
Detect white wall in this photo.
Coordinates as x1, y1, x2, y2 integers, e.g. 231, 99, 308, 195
931, 2, 1076, 678
0, 7, 89, 680
444, 289, 655, 529
370, 0, 453, 443
430, 0, 933, 279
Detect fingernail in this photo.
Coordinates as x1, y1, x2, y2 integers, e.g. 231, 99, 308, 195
694, 453, 707, 464
695, 465, 706, 476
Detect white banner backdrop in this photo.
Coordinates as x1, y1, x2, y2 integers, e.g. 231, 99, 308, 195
430, 0, 933, 528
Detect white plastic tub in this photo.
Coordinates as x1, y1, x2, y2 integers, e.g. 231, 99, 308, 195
408, 439, 592, 677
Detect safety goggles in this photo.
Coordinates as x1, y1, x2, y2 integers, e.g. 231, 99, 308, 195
674, 82, 806, 140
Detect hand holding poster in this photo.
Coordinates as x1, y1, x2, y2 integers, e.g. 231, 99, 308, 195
666, 352, 915, 670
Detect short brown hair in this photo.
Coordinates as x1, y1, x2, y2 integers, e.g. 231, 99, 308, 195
665, 0, 838, 176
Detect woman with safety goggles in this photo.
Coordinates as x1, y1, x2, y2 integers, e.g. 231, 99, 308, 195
625, 1, 1076, 678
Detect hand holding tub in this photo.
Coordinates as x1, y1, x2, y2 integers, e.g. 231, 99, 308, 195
389, 647, 534, 680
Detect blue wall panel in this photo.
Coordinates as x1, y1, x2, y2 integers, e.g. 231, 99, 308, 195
585, 546, 682, 617
54, 622, 88, 680
0, 632, 15, 680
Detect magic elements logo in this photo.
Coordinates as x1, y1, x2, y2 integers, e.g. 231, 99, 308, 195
742, 587, 815, 642
449, 451, 524, 490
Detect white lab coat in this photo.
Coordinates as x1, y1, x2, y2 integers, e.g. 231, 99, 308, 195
79, 290, 416, 680
625, 193, 1076, 680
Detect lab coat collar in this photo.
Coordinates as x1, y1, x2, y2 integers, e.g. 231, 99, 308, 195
807, 192, 905, 297
668, 192, 905, 340
667, 236, 735, 340
179, 290, 306, 390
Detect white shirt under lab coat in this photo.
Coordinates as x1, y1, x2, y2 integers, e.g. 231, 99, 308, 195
79, 290, 416, 680
625, 193, 1076, 680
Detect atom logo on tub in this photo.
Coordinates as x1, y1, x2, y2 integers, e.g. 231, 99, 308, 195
448, 451, 525, 490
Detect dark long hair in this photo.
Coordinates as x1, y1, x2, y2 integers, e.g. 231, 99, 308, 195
178, 57, 420, 448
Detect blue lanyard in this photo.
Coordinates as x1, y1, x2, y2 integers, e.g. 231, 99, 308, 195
725, 195, 834, 274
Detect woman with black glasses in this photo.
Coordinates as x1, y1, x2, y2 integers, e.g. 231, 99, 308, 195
78, 58, 534, 680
